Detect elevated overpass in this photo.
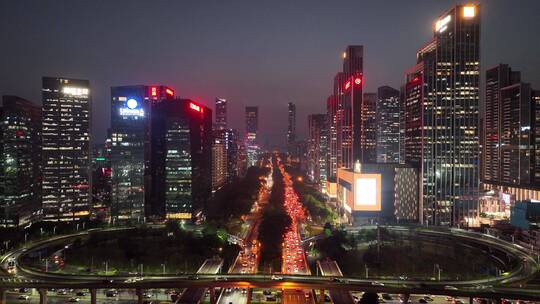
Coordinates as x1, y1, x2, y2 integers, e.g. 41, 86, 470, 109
317, 260, 355, 304
1, 226, 539, 303
176, 258, 223, 304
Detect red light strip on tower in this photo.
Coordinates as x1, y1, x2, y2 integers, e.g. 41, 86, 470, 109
190, 102, 201, 112
166, 88, 174, 96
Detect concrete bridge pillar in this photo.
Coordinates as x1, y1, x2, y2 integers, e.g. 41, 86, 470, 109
209, 288, 216, 304
135, 289, 144, 304
38, 289, 48, 304
246, 288, 252, 304
89, 289, 97, 304
0, 288, 6, 304
318, 289, 325, 304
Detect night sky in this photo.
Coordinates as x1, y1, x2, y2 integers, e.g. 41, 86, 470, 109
1, 0, 540, 148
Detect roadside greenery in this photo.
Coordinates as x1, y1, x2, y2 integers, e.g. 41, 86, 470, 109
21, 225, 239, 275
313, 227, 505, 280
285, 166, 337, 225
206, 166, 270, 223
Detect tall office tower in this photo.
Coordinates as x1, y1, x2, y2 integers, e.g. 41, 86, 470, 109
326, 45, 372, 180
483, 64, 521, 184
245, 106, 259, 167
287, 102, 296, 150
403, 4, 480, 226
214, 128, 240, 183
307, 114, 328, 190
211, 130, 227, 192
376, 86, 401, 163
215, 98, 227, 130
110, 85, 174, 222
0, 96, 42, 227
362, 92, 377, 163
327, 95, 338, 180
237, 142, 248, 177
482, 64, 540, 203
148, 99, 212, 220
91, 141, 112, 220
42, 77, 91, 222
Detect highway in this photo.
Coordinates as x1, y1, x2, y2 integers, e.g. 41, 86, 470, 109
279, 160, 314, 304
176, 258, 222, 304
318, 260, 355, 304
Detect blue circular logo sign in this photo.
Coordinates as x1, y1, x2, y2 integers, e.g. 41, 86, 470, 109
127, 98, 138, 109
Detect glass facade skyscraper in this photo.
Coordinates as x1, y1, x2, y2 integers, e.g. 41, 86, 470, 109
42, 77, 91, 221
0, 96, 42, 227
376, 86, 401, 163
404, 5, 480, 226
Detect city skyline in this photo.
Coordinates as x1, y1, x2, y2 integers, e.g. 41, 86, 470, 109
1, 1, 540, 148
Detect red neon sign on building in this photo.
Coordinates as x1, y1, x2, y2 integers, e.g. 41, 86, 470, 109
151, 87, 158, 96
166, 88, 174, 96
190, 102, 203, 113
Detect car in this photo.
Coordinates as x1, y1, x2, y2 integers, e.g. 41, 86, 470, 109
143, 293, 152, 298
446, 297, 455, 302
382, 294, 393, 300
371, 281, 385, 286
444, 285, 458, 291
75, 292, 86, 297
419, 299, 428, 304
215, 276, 227, 281
187, 275, 199, 280
19, 288, 29, 293
271, 275, 283, 280
424, 296, 434, 302
18, 295, 30, 300
263, 290, 272, 295
454, 300, 465, 304
102, 279, 114, 284
57, 290, 68, 295
68, 297, 80, 302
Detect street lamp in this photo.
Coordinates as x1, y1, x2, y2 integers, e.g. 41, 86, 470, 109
161, 264, 166, 275
24, 233, 29, 245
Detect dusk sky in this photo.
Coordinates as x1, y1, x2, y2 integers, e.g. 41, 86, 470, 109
1, 0, 540, 148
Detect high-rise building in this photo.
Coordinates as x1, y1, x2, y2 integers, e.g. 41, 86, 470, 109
0, 96, 42, 227
245, 106, 259, 167
148, 99, 212, 220
91, 141, 112, 221
403, 4, 480, 226
327, 46, 375, 180
214, 128, 240, 183
215, 98, 227, 130
110, 85, 174, 222
287, 102, 296, 150
481, 64, 540, 215
307, 114, 328, 190
212, 131, 227, 192
376, 86, 401, 163
362, 92, 377, 163
42, 77, 91, 222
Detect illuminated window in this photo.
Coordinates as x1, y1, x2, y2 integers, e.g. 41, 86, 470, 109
463, 6, 475, 18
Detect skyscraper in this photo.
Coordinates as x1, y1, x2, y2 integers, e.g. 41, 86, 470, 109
361, 92, 377, 163
327, 46, 374, 180
148, 99, 212, 220
287, 102, 296, 150
42, 77, 91, 221
0, 96, 42, 227
215, 98, 227, 130
307, 114, 328, 190
483, 64, 522, 184
403, 4, 480, 226
245, 106, 259, 167
482, 64, 540, 205
110, 85, 174, 222
376, 86, 401, 163
214, 128, 240, 183
212, 131, 227, 192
